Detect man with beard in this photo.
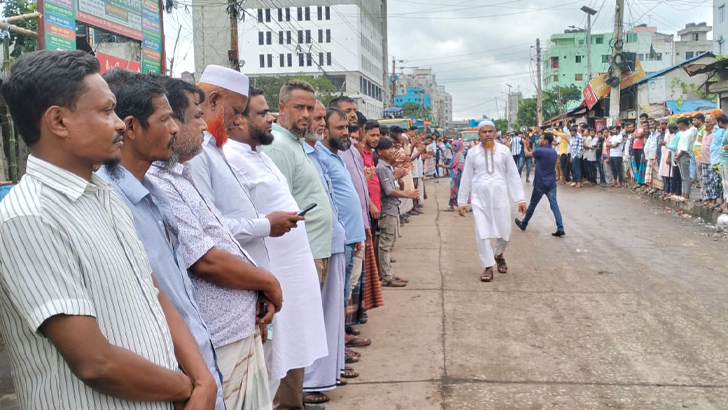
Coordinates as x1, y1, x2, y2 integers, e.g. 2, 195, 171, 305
98, 71, 223, 409
458, 121, 526, 282
263, 81, 333, 410
0, 50, 202, 409
222, 88, 327, 405
146, 70, 284, 410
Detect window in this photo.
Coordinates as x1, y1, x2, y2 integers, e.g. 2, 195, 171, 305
306, 53, 312, 66
305, 7, 310, 20
720, 5, 726, 23
259, 54, 265, 68
257, 9, 263, 22
327, 52, 332, 66
279, 54, 284, 67
318, 29, 323, 43
693, 33, 700, 41
627, 33, 637, 43
319, 52, 324, 66
299, 53, 304, 66
550, 56, 559, 69
265, 9, 270, 22
326, 29, 331, 43
575, 73, 583, 81
306, 30, 311, 43
298, 30, 303, 43
578, 39, 584, 45
575, 55, 582, 63
602, 54, 610, 63
686, 51, 694, 59
325, 6, 330, 20
287, 53, 292, 67
317, 6, 322, 20
279, 31, 283, 44
286, 8, 290, 21
656, 53, 662, 61
552, 75, 558, 83
258, 32, 264, 45
297, 7, 302, 20
595, 36, 603, 44
266, 31, 271, 45
287, 31, 291, 44
278, 8, 282, 21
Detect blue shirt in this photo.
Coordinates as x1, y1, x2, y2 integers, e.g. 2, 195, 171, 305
97, 166, 226, 410
710, 127, 725, 166
532, 146, 558, 190
303, 141, 346, 254
318, 142, 365, 245
569, 133, 584, 158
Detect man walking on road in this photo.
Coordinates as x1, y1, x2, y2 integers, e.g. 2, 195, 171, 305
458, 120, 526, 283
515, 132, 565, 237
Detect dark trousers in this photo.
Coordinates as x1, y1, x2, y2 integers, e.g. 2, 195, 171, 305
586, 160, 598, 183
559, 154, 571, 181
521, 185, 564, 232
610, 157, 623, 182
571, 156, 583, 182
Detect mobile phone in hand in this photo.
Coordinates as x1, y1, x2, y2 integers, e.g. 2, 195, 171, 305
297, 203, 317, 217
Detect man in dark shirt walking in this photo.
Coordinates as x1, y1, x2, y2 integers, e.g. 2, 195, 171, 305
515, 133, 565, 237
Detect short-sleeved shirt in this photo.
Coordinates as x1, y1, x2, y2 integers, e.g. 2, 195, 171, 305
264, 124, 333, 259
532, 146, 558, 190
376, 160, 400, 217
98, 166, 225, 410
677, 126, 698, 156
711, 127, 725, 165
609, 134, 624, 157
570, 133, 584, 158
362, 146, 382, 212
147, 162, 257, 348
0, 156, 176, 410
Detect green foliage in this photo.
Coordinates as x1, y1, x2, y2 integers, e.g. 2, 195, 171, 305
515, 98, 537, 129
542, 84, 582, 120
2, 0, 38, 58
252, 75, 338, 108
401, 101, 431, 119
493, 118, 509, 133
670, 76, 716, 103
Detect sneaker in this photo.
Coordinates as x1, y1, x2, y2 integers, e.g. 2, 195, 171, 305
514, 218, 526, 231
552, 230, 566, 237
409, 209, 422, 215
526, 179, 531, 183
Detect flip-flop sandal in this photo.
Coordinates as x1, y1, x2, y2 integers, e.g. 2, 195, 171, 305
382, 279, 406, 287
346, 325, 360, 335
336, 379, 348, 386
481, 267, 494, 282
495, 255, 508, 274
345, 352, 360, 363
393, 276, 409, 283
303, 392, 330, 404
346, 347, 361, 357
346, 337, 372, 348
342, 366, 359, 378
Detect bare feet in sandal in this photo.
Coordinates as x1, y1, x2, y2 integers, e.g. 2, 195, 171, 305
495, 254, 508, 273
481, 267, 494, 282
303, 392, 330, 404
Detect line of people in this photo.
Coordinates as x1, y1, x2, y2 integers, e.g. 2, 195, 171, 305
0, 50, 435, 410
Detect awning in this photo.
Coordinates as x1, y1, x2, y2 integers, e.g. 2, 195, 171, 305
665, 99, 716, 114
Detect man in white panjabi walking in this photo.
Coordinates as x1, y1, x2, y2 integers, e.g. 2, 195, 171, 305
458, 120, 527, 282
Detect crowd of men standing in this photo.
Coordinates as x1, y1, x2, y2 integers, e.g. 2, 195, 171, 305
0, 50, 441, 410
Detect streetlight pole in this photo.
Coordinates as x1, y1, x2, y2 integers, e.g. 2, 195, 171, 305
505, 83, 513, 129
581, 6, 598, 81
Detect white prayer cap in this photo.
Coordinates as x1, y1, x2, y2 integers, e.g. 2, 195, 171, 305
198, 65, 250, 97
478, 120, 495, 130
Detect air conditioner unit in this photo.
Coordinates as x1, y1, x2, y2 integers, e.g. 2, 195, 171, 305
627, 110, 637, 119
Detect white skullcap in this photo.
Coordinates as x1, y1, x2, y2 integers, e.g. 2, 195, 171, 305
478, 120, 495, 130
198, 65, 250, 97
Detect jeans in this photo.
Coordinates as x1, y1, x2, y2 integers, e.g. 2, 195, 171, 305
610, 157, 623, 182
343, 243, 356, 303
571, 156, 583, 182
517, 155, 526, 176
678, 154, 692, 195
520, 185, 564, 232
525, 157, 533, 180
587, 160, 598, 183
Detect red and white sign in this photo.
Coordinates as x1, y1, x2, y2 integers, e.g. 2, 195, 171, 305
97, 52, 141, 74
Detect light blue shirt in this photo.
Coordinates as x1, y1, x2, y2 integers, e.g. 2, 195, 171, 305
318, 142, 366, 245
97, 166, 226, 410
710, 127, 725, 166
303, 141, 346, 254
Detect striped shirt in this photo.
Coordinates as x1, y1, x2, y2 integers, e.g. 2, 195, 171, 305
0, 156, 177, 410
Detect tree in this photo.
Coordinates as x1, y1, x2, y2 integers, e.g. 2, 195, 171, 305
2, 0, 38, 58
401, 101, 431, 119
494, 119, 509, 133
252, 75, 338, 108
515, 98, 537, 129
543, 84, 582, 120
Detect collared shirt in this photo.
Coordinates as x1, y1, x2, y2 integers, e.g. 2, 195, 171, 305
340, 139, 371, 230
376, 160, 400, 217
188, 131, 271, 269
147, 162, 257, 348
700, 129, 714, 165
303, 141, 345, 254
609, 134, 624, 157
644, 131, 660, 160
677, 126, 698, 156
264, 124, 333, 259
570, 133, 584, 158
318, 142, 366, 245
510, 136, 523, 156
362, 146, 382, 212
710, 127, 725, 165
97, 166, 226, 410
0, 156, 176, 410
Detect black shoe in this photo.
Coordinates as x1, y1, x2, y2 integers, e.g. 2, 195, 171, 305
552, 230, 566, 237
514, 218, 526, 231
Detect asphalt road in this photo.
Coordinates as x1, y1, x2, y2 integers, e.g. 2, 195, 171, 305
2, 176, 728, 410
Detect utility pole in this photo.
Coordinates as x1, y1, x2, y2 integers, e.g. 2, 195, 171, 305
505, 83, 513, 129
391, 57, 396, 107
536, 38, 543, 125
582, 6, 597, 81
609, 0, 624, 124
228, 0, 240, 71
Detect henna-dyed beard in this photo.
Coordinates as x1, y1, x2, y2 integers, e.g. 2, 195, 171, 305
206, 109, 229, 148
484, 140, 494, 150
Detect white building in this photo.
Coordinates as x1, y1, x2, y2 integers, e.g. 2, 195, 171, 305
193, 0, 388, 119
394, 68, 453, 128
715, 0, 728, 54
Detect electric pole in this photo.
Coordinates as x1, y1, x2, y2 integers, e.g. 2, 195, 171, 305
536, 38, 543, 125
228, 0, 240, 71
608, 0, 624, 124
582, 5, 597, 81
505, 83, 513, 129
391, 57, 396, 107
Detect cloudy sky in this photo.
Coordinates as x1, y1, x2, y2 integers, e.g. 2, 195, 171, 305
164, 0, 712, 121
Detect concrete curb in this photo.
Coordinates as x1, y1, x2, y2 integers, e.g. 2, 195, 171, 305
626, 185, 723, 224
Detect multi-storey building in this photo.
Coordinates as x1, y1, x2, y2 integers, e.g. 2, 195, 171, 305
392, 68, 452, 128
715, 0, 728, 53
192, 0, 388, 120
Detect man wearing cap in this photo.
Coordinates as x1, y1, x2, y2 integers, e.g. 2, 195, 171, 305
458, 121, 526, 282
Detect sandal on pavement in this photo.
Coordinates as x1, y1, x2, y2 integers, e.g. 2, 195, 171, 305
382, 279, 406, 287
342, 366, 359, 378
346, 325, 360, 336
346, 347, 361, 357
303, 392, 330, 405
345, 352, 359, 363
481, 267, 494, 282
495, 254, 508, 274
336, 379, 348, 386
393, 276, 408, 283
346, 337, 372, 348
